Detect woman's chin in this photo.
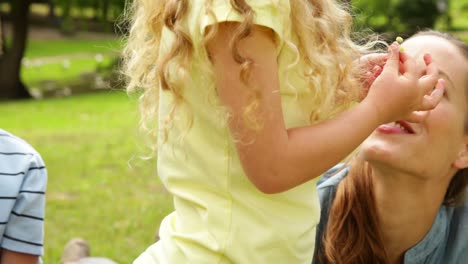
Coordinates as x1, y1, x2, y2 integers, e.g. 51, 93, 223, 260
360, 141, 400, 165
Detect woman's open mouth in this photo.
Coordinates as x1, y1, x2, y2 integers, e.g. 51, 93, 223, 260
377, 121, 415, 134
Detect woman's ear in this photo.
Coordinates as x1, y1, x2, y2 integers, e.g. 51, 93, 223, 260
453, 142, 468, 169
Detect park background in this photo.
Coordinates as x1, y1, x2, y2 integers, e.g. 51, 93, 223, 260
0, 0, 467, 263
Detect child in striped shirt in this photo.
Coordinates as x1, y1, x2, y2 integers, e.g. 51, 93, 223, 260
0, 129, 47, 264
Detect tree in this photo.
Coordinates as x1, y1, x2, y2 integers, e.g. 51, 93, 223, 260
101, 0, 110, 22
352, 0, 446, 35
0, 15, 5, 56
0, 0, 32, 100
352, 0, 393, 32
393, 0, 441, 34
0, 0, 127, 100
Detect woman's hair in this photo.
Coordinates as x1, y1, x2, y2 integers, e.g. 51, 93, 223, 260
319, 30, 468, 264
319, 160, 388, 264
121, 0, 378, 148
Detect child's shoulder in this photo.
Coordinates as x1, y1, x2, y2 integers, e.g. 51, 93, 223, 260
0, 129, 38, 155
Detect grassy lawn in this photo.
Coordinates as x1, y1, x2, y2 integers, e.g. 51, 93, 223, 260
457, 34, 468, 43
22, 56, 115, 87
24, 38, 122, 59
21, 38, 121, 88
0, 92, 173, 263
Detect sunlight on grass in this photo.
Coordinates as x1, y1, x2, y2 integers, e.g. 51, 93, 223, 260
0, 92, 173, 263
24, 38, 122, 59
20, 37, 123, 92
22, 56, 115, 86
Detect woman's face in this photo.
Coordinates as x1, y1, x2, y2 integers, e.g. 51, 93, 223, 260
361, 35, 468, 179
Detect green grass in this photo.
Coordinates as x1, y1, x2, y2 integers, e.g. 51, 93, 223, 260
458, 35, 468, 43
24, 38, 122, 59
0, 92, 173, 263
20, 37, 122, 88
22, 56, 115, 86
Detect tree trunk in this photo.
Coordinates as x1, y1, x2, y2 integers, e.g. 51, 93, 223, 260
92, 0, 99, 21
47, 0, 56, 20
0, 0, 32, 100
0, 15, 5, 56
101, 0, 110, 22
60, 0, 76, 35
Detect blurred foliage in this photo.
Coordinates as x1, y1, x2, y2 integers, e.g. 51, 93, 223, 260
352, 0, 455, 37
52, 0, 126, 34
394, 0, 441, 30
0, 0, 127, 34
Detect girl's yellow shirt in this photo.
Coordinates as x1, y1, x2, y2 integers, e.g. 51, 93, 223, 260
135, 1, 321, 263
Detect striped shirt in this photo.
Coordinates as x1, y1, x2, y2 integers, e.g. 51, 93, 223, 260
0, 129, 47, 257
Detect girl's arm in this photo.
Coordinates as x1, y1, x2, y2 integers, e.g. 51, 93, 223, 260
0, 249, 39, 264
207, 23, 443, 193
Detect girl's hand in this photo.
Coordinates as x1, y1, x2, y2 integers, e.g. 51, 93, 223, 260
358, 53, 386, 100
363, 42, 444, 124
359, 53, 387, 71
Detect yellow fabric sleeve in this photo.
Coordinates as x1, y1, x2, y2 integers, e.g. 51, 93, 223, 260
200, 0, 290, 53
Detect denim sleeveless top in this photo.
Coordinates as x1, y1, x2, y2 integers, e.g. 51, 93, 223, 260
313, 165, 467, 264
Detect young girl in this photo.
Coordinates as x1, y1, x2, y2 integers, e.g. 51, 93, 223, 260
315, 31, 468, 264
123, 1, 444, 263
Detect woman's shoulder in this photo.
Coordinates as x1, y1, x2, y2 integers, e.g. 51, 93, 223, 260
444, 197, 467, 252
403, 196, 467, 263
425, 201, 467, 262
444, 194, 467, 239
316, 164, 348, 205
317, 164, 348, 189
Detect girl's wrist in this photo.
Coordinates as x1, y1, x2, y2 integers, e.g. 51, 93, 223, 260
358, 97, 387, 127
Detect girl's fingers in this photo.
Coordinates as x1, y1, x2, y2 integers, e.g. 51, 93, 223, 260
423, 53, 432, 65
419, 79, 445, 110
401, 51, 417, 76
402, 79, 444, 123
404, 111, 430, 123
421, 53, 438, 79
399, 49, 410, 64
398, 48, 410, 74
372, 65, 383, 77
362, 53, 387, 68
419, 65, 440, 96
362, 66, 383, 92
362, 71, 373, 88
371, 53, 387, 67
381, 42, 400, 75
417, 53, 439, 96
399, 61, 405, 74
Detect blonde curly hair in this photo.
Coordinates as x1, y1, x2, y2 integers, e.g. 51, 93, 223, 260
122, 0, 378, 149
